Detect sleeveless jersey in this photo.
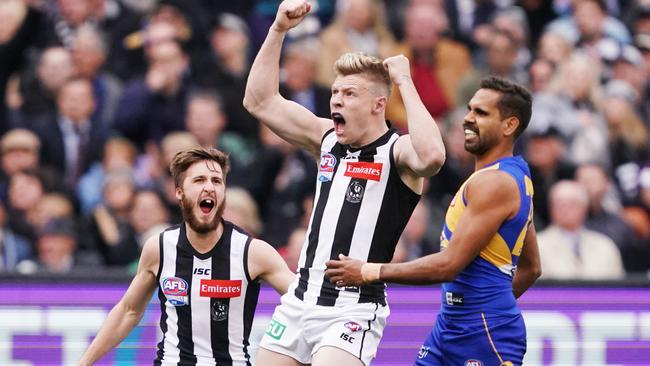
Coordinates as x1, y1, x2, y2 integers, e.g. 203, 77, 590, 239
439, 156, 534, 316
293, 126, 420, 307
155, 221, 260, 365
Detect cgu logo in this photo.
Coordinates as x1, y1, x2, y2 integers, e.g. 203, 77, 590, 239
162, 277, 188, 296
265, 319, 286, 340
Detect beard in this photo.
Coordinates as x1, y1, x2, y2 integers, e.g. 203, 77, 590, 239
180, 193, 225, 234
464, 130, 497, 156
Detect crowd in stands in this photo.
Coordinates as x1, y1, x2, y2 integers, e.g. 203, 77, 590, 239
0, 0, 649, 280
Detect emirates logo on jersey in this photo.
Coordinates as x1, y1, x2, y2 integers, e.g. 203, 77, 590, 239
200, 279, 242, 298
344, 162, 382, 181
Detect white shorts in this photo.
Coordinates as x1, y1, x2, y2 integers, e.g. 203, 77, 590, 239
259, 293, 389, 366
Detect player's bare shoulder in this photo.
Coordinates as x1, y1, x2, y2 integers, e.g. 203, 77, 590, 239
138, 234, 161, 276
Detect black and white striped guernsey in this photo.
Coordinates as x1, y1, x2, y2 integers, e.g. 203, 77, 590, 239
294, 126, 420, 307
154, 221, 260, 366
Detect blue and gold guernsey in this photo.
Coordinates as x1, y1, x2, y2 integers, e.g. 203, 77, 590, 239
440, 155, 533, 317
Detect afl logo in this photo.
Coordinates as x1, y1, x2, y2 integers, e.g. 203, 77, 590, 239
319, 153, 336, 172
465, 360, 483, 366
162, 277, 188, 296
344, 321, 362, 332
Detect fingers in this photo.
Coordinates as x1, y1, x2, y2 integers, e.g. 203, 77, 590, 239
284, 0, 311, 18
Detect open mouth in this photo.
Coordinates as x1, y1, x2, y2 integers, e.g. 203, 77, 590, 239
332, 113, 346, 134
199, 198, 215, 214
463, 124, 479, 138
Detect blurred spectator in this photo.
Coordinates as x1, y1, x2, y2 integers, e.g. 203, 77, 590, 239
316, 0, 396, 86
490, 7, 533, 70
0, 129, 40, 193
244, 125, 316, 247
54, 0, 94, 47
603, 80, 648, 168
113, 39, 192, 147
70, 24, 123, 127
206, 13, 259, 139
0, 0, 50, 135
77, 136, 138, 213
524, 126, 576, 228
7, 169, 47, 241
575, 163, 648, 272
538, 180, 625, 279
88, 0, 145, 81
129, 189, 170, 248
528, 57, 556, 93
26, 192, 75, 233
21, 217, 98, 273
530, 52, 609, 166
31, 77, 108, 187
458, 29, 528, 106
517, 0, 558, 48
82, 168, 140, 266
545, 0, 631, 51
280, 38, 331, 118
223, 187, 262, 237
386, 2, 471, 127
12, 47, 74, 127
536, 30, 574, 66
443, 0, 498, 49
0, 197, 33, 272
392, 199, 438, 263
634, 33, 650, 122
184, 89, 254, 179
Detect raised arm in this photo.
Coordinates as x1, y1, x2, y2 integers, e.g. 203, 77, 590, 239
243, 0, 330, 156
78, 236, 160, 366
512, 222, 541, 298
386, 55, 446, 180
326, 171, 518, 285
248, 239, 296, 295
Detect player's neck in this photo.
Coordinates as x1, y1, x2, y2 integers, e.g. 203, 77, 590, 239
349, 119, 389, 149
474, 145, 513, 170
185, 222, 224, 254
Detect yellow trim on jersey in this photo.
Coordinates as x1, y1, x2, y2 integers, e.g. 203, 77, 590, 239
479, 234, 514, 275
481, 312, 505, 365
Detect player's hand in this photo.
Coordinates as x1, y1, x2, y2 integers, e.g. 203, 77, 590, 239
272, 0, 312, 33
383, 54, 412, 87
325, 254, 365, 287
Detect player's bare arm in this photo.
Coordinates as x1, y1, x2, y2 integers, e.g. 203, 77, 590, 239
385, 55, 445, 189
325, 171, 519, 286
243, 0, 330, 156
78, 235, 160, 365
248, 239, 296, 295
512, 222, 541, 298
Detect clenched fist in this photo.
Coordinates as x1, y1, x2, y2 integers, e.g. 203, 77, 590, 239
383, 54, 412, 87
273, 0, 312, 33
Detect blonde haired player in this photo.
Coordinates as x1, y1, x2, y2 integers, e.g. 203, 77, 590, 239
243, 1, 446, 365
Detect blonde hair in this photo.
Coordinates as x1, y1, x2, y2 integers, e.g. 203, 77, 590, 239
334, 52, 391, 97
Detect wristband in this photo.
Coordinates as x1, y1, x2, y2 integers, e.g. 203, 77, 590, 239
361, 263, 383, 283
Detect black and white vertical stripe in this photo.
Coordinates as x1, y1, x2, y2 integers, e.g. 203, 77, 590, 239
154, 222, 260, 365
294, 127, 420, 307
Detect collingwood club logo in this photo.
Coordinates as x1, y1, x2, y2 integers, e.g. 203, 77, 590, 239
345, 181, 364, 203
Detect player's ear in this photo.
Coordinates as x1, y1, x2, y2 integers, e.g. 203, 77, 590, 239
373, 96, 386, 114
503, 116, 519, 137
175, 187, 183, 200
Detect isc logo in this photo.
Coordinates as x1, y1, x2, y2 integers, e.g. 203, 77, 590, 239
162, 277, 188, 296
193, 268, 211, 275
340, 333, 355, 343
